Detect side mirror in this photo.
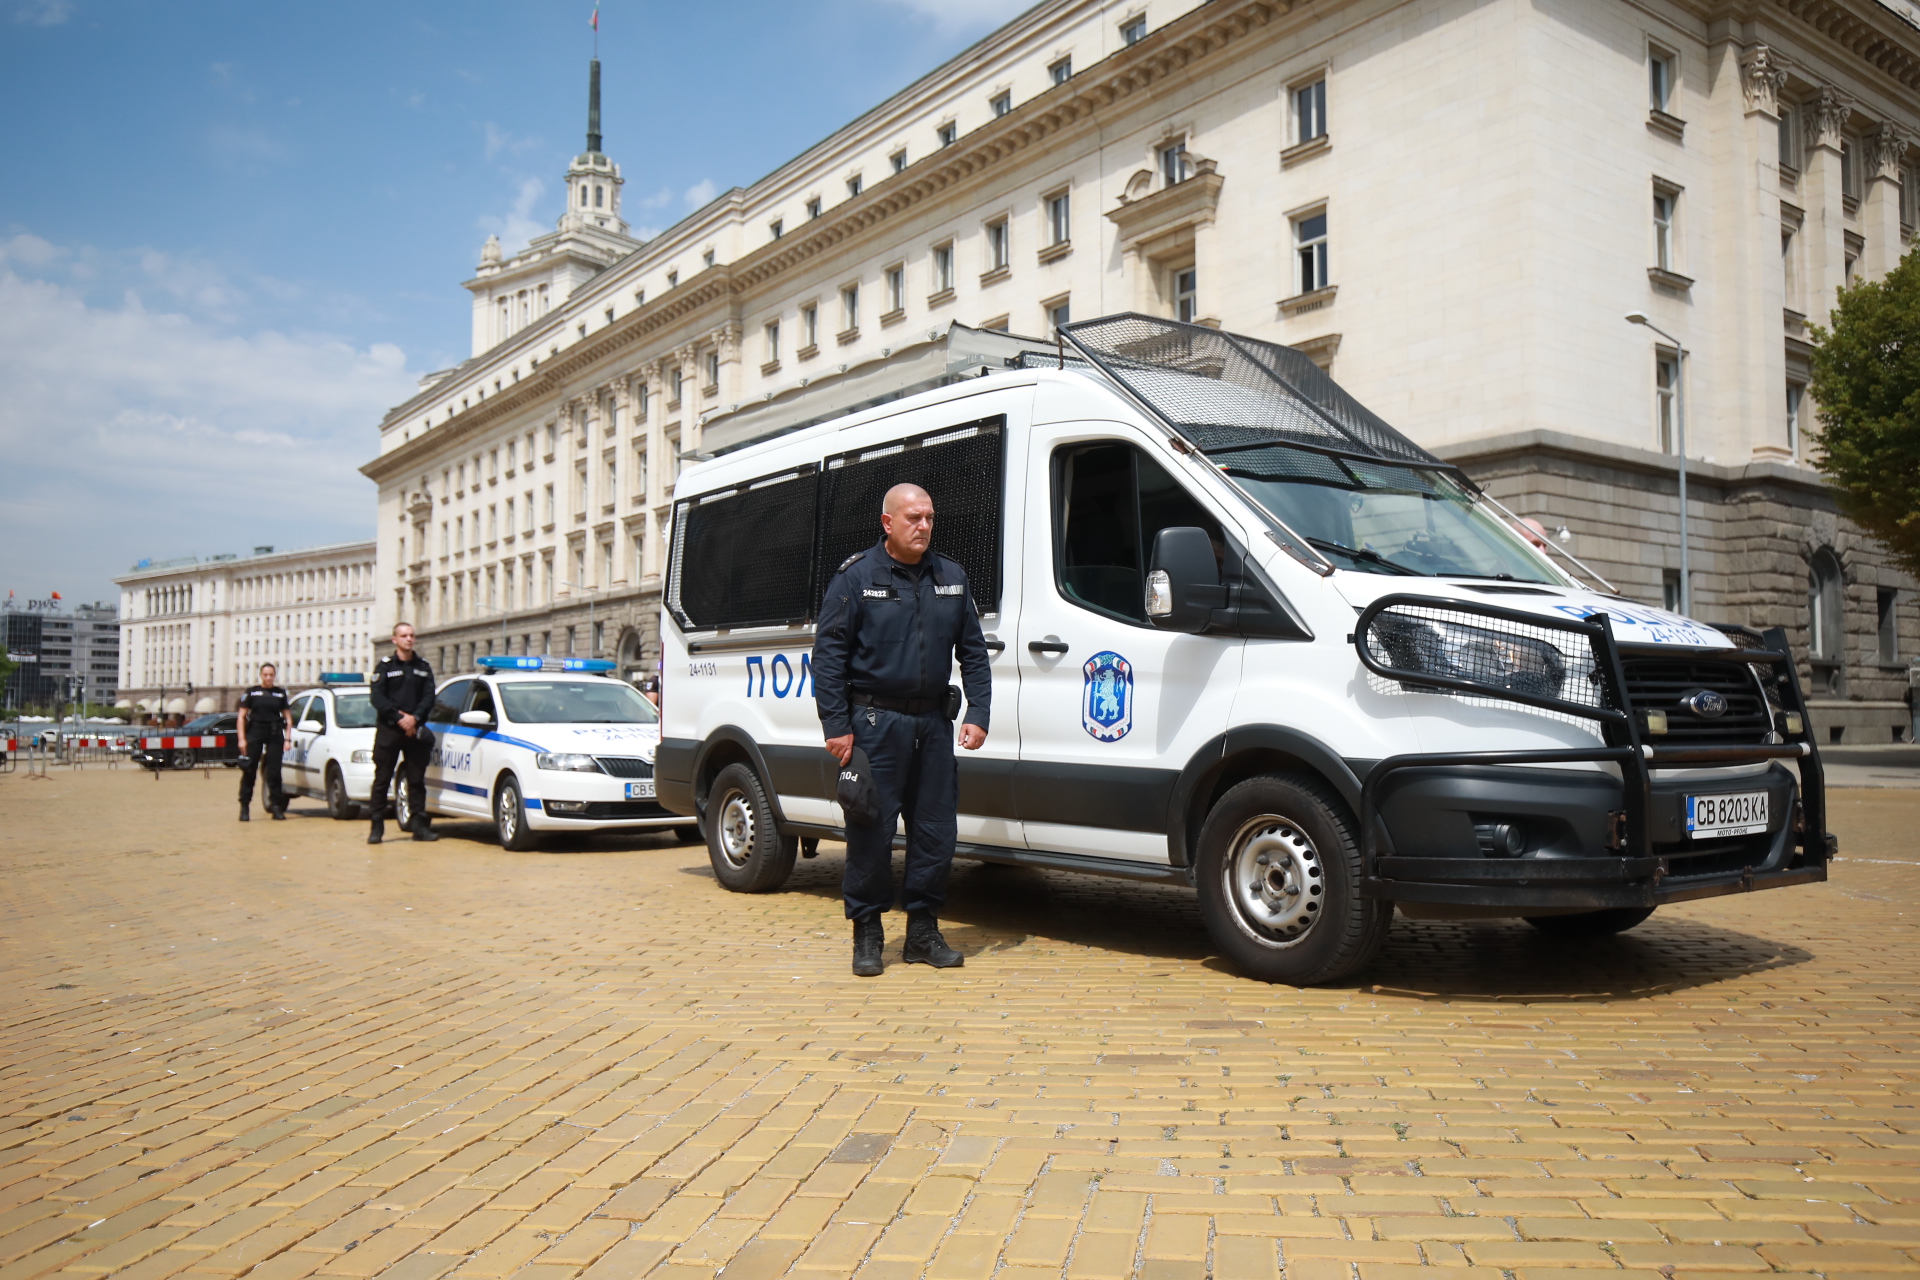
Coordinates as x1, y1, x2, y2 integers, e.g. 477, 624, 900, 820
457, 709, 494, 727
1146, 526, 1228, 633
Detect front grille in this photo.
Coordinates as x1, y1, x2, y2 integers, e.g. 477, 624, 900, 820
594, 756, 654, 779
552, 800, 671, 820
1622, 658, 1771, 744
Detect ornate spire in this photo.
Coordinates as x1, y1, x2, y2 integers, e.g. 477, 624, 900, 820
586, 59, 603, 156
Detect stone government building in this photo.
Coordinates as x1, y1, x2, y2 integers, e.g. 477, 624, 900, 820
363, 0, 1920, 740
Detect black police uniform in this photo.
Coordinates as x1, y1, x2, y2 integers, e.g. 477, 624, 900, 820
368, 651, 437, 838
812, 538, 992, 923
236, 684, 292, 816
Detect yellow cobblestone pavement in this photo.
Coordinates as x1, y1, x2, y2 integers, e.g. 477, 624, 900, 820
1, 769, 1917, 1280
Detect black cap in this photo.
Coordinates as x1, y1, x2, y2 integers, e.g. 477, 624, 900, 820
836, 746, 879, 826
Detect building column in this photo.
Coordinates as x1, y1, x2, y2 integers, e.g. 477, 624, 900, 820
1729, 43, 1793, 463
1862, 122, 1912, 280
673, 345, 700, 454
1800, 87, 1854, 328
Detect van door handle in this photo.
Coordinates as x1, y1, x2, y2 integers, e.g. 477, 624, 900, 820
1028, 636, 1069, 655
982, 636, 1006, 653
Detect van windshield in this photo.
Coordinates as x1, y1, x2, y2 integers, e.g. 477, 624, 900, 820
498, 680, 659, 725
1215, 450, 1560, 582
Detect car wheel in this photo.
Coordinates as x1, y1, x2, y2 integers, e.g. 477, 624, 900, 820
1525, 907, 1655, 937
325, 765, 359, 821
170, 749, 196, 770
495, 775, 540, 851
1195, 773, 1391, 986
394, 780, 414, 832
706, 763, 796, 893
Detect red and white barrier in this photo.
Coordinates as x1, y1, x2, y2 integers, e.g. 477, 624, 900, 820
137, 735, 229, 749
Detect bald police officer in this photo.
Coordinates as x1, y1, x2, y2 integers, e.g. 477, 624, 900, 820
236, 662, 293, 821
368, 622, 439, 845
812, 483, 992, 976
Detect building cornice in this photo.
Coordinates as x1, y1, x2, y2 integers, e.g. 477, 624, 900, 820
1437, 428, 1838, 497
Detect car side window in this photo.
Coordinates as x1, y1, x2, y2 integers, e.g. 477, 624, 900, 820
429, 679, 471, 724
1053, 441, 1221, 624
302, 698, 327, 730
467, 681, 497, 719
287, 696, 311, 726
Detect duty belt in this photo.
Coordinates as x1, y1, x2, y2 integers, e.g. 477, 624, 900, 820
851, 691, 942, 716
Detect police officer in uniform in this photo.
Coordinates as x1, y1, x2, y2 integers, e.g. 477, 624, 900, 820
813, 482, 992, 976
368, 621, 440, 845
236, 663, 293, 822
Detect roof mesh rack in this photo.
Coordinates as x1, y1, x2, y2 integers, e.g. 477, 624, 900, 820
1058, 313, 1453, 470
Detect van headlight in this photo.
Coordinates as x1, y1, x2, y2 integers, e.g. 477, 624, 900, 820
1371, 615, 1570, 700
350, 749, 373, 763
536, 752, 603, 773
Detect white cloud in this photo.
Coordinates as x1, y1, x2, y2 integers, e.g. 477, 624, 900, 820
483, 122, 541, 163
476, 177, 547, 255
683, 179, 718, 210
868, 0, 1031, 37
0, 239, 418, 603
12, 0, 71, 25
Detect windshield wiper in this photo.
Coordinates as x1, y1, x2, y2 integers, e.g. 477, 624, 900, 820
1306, 538, 1423, 576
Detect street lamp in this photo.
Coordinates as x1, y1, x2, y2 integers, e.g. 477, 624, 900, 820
1625, 312, 1690, 616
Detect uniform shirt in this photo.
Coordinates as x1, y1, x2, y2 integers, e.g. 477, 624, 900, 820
237, 685, 291, 737
812, 538, 992, 739
369, 652, 437, 732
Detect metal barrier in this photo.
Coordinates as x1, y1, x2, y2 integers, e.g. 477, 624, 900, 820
56, 736, 130, 769
135, 735, 230, 781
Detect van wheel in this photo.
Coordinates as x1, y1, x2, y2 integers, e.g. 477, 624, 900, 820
1525, 907, 1654, 937
1195, 773, 1390, 986
707, 763, 796, 893
325, 765, 359, 821
495, 775, 540, 851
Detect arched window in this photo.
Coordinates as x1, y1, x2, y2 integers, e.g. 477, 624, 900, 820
1808, 547, 1844, 659
579, 185, 589, 208
594, 184, 604, 208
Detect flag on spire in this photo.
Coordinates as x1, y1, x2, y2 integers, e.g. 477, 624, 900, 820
590, 5, 599, 31
49, 591, 62, 601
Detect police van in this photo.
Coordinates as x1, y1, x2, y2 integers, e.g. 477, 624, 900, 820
281, 673, 382, 819
394, 656, 693, 850
655, 314, 1831, 985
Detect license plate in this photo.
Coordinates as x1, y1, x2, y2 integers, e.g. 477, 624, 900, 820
1685, 791, 1769, 838
626, 780, 655, 799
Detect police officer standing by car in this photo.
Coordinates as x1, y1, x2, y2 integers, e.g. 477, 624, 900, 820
367, 621, 440, 846
236, 662, 293, 822
813, 482, 992, 976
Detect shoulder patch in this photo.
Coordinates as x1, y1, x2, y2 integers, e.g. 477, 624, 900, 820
837, 551, 864, 572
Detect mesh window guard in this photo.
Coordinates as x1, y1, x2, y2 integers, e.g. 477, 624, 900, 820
667, 466, 818, 630
814, 417, 1006, 613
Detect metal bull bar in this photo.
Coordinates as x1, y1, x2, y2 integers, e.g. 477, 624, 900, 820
1352, 594, 1830, 907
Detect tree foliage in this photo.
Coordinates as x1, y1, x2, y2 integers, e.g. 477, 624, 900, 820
1809, 245, 1920, 580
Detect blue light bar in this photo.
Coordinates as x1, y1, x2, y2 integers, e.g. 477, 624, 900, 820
477, 656, 545, 670
319, 672, 366, 684
476, 656, 618, 674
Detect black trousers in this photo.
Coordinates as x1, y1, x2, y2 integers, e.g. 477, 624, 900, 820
842, 706, 958, 921
370, 726, 432, 828
237, 734, 285, 809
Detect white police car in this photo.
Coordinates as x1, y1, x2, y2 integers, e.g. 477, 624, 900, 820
283, 674, 382, 820
393, 656, 691, 850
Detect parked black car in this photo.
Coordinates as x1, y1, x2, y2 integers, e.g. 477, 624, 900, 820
131, 712, 241, 771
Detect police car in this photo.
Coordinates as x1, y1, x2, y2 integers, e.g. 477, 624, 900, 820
278, 674, 382, 819
392, 656, 692, 850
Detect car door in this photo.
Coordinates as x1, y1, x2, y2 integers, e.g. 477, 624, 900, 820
423, 678, 479, 816
299, 694, 334, 798
286, 695, 319, 794
1015, 429, 1245, 863
461, 679, 508, 813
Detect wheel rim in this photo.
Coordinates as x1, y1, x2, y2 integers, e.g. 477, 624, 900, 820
1223, 815, 1325, 947
498, 786, 518, 842
396, 787, 411, 827
717, 789, 755, 869
172, 750, 194, 770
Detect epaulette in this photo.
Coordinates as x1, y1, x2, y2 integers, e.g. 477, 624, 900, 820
836, 550, 865, 573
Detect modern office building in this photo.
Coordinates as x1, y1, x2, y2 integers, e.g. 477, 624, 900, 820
2, 600, 119, 713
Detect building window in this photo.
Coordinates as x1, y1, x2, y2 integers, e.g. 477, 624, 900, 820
633, 534, 646, 583
890, 149, 908, 174
802, 303, 818, 349
1160, 140, 1191, 186
1840, 141, 1857, 201
990, 91, 1012, 117
1294, 78, 1327, 144
841, 284, 860, 333
1808, 547, 1844, 662
702, 249, 715, 268
1786, 382, 1804, 457
1049, 56, 1072, 84
705, 351, 719, 388
806, 196, 822, 220
1778, 106, 1799, 171
1049, 299, 1071, 331
846, 174, 863, 198
769, 219, 783, 240
636, 384, 648, 420
1121, 14, 1147, 44
1047, 189, 1071, 245
579, 185, 589, 208
1648, 44, 1675, 113
1653, 185, 1677, 271
986, 217, 1010, 271
575, 463, 589, 514
1293, 210, 1328, 294
544, 484, 555, 524
594, 184, 604, 208
1173, 268, 1197, 323
765, 320, 780, 364
1663, 569, 1683, 612
1878, 588, 1900, 663
886, 264, 905, 314
937, 121, 958, 148
666, 269, 678, 288
932, 242, 954, 293
1655, 351, 1680, 453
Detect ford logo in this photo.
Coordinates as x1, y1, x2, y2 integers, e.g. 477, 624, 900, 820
1681, 689, 1729, 718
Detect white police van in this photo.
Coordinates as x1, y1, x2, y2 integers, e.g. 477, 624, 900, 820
282, 673, 381, 819
395, 656, 692, 850
656, 315, 1831, 985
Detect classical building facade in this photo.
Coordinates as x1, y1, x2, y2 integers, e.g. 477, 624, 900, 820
364, 0, 1920, 738
114, 542, 378, 716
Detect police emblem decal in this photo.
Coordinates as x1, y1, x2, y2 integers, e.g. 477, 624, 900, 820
1081, 650, 1133, 742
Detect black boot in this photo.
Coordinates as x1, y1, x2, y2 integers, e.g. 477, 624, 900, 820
367, 820, 383, 845
851, 915, 884, 977
903, 910, 964, 968
270, 804, 286, 821
411, 820, 440, 842
238, 804, 249, 823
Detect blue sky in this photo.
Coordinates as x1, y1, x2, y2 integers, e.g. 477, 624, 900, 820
0, 0, 1029, 606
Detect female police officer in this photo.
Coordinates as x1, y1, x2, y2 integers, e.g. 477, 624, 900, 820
236, 663, 293, 821
812, 483, 992, 976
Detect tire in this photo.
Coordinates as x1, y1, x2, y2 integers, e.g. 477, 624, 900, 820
495, 775, 540, 851
674, 824, 704, 844
394, 779, 415, 832
170, 749, 196, 770
1525, 906, 1655, 937
325, 765, 359, 821
705, 763, 796, 893
1195, 773, 1391, 986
